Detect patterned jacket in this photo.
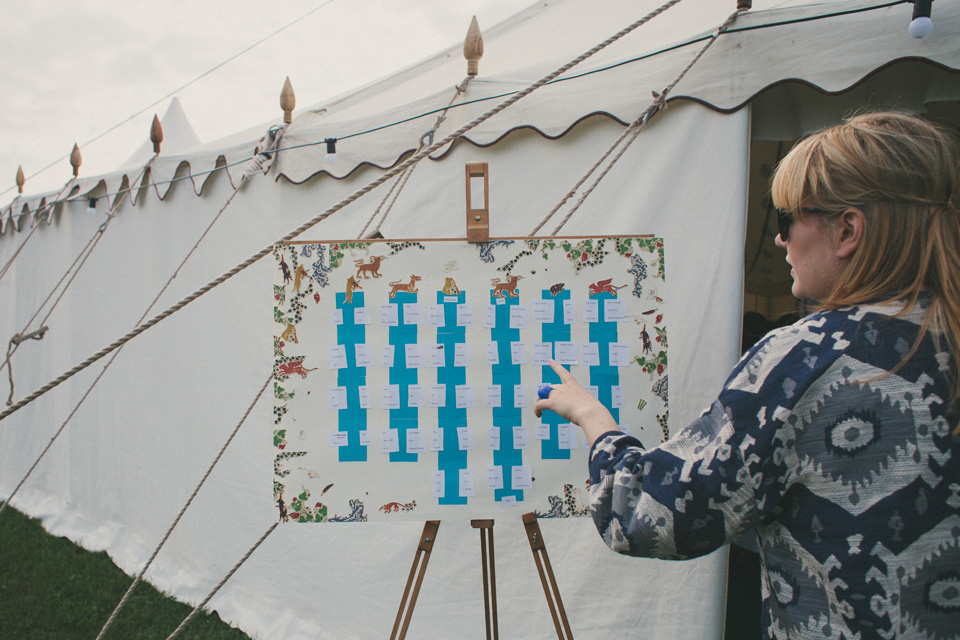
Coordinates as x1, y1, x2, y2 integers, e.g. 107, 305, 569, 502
588, 300, 960, 639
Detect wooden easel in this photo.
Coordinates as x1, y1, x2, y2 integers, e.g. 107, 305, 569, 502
390, 513, 573, 640
390, 165, 574, 638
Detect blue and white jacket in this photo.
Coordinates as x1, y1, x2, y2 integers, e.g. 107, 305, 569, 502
588, 300, 960, 639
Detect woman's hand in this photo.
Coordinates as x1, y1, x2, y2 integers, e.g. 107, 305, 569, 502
534, 360, 620, 448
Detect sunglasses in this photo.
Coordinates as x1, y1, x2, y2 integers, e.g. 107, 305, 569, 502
776, 207, 833, 241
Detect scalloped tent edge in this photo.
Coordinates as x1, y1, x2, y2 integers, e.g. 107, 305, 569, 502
3, 0, 958, 237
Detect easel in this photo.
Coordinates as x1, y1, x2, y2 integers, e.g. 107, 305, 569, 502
390, 513, 573, 640
390, 164, 574, 638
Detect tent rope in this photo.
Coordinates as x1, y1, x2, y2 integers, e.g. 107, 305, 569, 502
533, 8, 745, 236
358, 166, 406, 237
0, 163, 153, 382
4, 327, 48, 406
359, 77, 473, 238
1, 135, 282, 640
0, 178, 76, 281
0, 0, 336, 200
370, 162, 419, 237
528, 119, 644, 237
93, 374, 271, 640
0, 211, 40, 282
2, 206, 116, 404
164, 521, 280, 640
0, 0, 685, 423
0, 136, 282, 514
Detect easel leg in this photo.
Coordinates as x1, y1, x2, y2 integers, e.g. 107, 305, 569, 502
522, 512, 574, 639
391, 520, 440, 640
472, 519, 499, 640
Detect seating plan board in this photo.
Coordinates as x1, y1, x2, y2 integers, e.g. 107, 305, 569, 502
273, 237, 669, 523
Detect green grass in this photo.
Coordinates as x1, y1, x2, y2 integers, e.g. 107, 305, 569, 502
0, 504, 252, 640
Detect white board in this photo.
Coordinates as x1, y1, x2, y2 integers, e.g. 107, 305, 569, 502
272, 237, 669, 522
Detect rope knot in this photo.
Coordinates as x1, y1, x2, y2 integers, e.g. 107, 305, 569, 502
9, 326, 48, 346
640, 92, 668, 126
7, 326, 49, 405
419, 130, 436, 149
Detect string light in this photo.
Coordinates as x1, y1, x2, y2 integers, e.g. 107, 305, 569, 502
87, 198, 97, 216
325, 138, 338, 164
909, 0, 933, 38
1, 1, 931, 210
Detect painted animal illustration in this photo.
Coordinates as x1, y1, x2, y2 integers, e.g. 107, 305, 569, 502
588, 278, 627, 297
549, 282, 566, 296
298, 468, 332, 483
491, 274, 522, 298
538, 494, 565, 518
388, 275, 421, 298
329, 499, 367, 523
279, 254, 292, 285
277, 495, 288, 522
441, 277, 460, 295
379, 500, 417, 513
355, 255, 387, 278
345, 275, 362, 303
640, 324, 652, 354
280, 323, 298, 344
294, 264, 310, 292
277, 359, 316, 378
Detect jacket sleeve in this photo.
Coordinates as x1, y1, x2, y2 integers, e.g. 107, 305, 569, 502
586, 323, 823, 559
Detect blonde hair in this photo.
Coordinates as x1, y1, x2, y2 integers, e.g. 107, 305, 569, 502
772, 111, 960, 423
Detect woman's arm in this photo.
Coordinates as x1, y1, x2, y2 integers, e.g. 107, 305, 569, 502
533, 360, 621, 448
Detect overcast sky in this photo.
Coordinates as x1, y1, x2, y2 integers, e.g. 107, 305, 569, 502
0, 0, 534, 199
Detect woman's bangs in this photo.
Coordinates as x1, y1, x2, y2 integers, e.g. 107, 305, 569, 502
772, 137, 820, 213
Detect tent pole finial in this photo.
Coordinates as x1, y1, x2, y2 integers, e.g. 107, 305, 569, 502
464, 16, 483, 77
70, 144, 81, 178
151, 114, 164, 154
280, 76, 296, 124
16, 165, 24, 194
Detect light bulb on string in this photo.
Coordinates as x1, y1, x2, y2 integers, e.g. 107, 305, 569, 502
909, 0, 933, 38
87, 198, 97, 216
325, 138, 338, 164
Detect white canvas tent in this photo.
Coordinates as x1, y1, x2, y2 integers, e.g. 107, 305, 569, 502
1, 0, 958, 638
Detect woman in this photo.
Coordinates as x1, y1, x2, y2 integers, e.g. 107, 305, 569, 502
535, 112, 960, 639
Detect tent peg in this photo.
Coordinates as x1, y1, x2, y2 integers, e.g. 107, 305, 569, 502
151, 114, 164, 154
16, 166, 24, 194
281, 76, 296, 124
464, 16, 483, 77
70, 144, 82, 178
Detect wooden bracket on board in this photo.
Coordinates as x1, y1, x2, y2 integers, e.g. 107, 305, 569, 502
465, 162, 490, 242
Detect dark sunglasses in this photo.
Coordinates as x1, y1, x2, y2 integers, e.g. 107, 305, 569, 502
776, 207, 833, 241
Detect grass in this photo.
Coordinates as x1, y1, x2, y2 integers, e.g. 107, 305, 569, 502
0, 503, 252, 640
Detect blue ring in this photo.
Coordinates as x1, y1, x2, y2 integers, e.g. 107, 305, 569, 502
537, 384, 554, 400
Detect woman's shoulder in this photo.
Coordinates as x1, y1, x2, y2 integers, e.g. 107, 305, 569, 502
762, 299, 928, 349
726, 302, 927, 396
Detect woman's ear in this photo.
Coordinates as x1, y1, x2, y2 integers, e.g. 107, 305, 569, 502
835, 207, 865, 259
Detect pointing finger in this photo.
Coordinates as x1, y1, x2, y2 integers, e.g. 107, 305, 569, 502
548, 360, 575, 384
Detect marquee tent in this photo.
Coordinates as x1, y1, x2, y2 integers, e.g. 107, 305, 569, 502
1, 0, 958, 637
